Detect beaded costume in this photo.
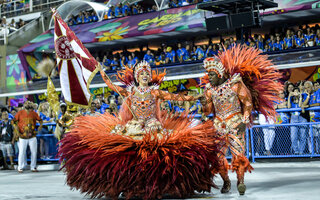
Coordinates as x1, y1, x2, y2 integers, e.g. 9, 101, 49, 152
201, 46, 282, 195
101, 61, 200, 136
59, 61, 224, 199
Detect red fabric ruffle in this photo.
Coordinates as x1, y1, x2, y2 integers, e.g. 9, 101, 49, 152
59, 113, 224, 200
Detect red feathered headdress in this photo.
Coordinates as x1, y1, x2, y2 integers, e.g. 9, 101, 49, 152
201, 45, 283, 121
116, 61, 166, 86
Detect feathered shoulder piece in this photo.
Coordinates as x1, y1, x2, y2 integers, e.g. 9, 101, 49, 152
151, 68, 166, 85
116, 66, 135, 86
220, 45, 283, 120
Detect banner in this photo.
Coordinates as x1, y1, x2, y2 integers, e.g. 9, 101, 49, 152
19, 5, 205, 53
265, 0, 320, 14
53, 12, 98, 106
6, 54, 27, 87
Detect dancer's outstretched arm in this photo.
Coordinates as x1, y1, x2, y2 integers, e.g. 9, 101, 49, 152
152, 89, 195, 101
100, 70, 129, 97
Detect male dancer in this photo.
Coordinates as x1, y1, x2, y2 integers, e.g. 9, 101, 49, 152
201, 57, 253, 195
200, 46, 282, 195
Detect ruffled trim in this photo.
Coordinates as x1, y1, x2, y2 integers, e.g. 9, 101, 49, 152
231, 154, 254, 173
59, 112, 224, 199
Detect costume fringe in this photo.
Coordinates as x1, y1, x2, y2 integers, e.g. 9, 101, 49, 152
231, 155, 254, 173
59, 112, 223, 200
116, 66, 135, 86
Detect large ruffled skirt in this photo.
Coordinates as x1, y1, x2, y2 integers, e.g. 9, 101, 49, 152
58, 113, 223, 200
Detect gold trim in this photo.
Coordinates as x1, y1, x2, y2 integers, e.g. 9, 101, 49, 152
63, 62, 98, 109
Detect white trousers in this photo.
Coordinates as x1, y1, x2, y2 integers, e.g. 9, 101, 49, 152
263, 128, 275, 151
18, 137, 37, 170
259, 114, 275, 151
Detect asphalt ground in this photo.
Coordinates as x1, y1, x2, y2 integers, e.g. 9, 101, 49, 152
0, 161, 319, 200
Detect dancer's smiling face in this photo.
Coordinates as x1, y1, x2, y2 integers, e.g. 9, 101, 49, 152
138, 70, 150, 86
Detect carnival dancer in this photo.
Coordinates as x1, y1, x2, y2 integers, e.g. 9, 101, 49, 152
58, 60, 224, 199
200, 46, 282, 195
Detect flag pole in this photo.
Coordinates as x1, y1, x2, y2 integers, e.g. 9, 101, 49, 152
97, 63, 137, 120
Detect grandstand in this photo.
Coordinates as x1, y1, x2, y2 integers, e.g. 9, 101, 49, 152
1, 0, 320, 198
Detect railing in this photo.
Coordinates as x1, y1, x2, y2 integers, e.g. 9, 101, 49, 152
250, 122, 320, 162
9, 107, 320, 163
0, 0, 66, 18
193, 106, 320, 162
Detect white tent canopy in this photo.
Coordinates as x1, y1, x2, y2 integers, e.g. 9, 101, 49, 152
49, 0, 108, 29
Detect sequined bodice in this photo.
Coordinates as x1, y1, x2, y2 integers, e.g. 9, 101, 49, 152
131, 87, 156, 121
211, 80, 241, 121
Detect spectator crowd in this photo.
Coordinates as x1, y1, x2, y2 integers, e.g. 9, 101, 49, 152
0, 0, 25, 15
0, 15, 26, 37
0, 0, 63, 17
88, 23, 320, 72
0, 16, 25, 30
255, 79, 320, 157
67, 0, 211, 25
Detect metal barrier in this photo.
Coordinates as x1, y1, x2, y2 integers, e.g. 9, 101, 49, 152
10, 107, 320, 163
250, 122, 320, 162
193, 107, 320, 162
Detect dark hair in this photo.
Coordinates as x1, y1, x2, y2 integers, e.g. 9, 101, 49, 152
296, 80, 305, 87
107, 95, 115, 103
1, 108, 9, 113
285, 83, 295, 97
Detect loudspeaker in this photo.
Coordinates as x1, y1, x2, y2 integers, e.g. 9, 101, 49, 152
230, 12, 255, 28
205, 15, 230, 31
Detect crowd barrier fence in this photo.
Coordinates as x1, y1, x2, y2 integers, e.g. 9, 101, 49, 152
250, 122, 320, 162
6, 107, 320, 163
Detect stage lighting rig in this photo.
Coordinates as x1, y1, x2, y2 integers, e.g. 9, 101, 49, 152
198, 0, 278, 30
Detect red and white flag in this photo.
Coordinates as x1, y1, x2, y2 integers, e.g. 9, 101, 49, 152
53, 11, 98, 106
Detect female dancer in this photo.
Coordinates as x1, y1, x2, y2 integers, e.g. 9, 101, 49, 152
59, 61, 224, 199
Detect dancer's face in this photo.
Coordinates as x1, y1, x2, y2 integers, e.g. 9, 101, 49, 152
138, 71, 150, 86
208, 71, 221, 86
